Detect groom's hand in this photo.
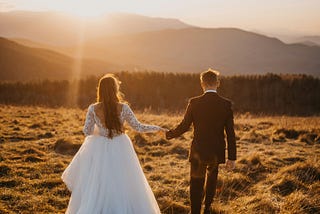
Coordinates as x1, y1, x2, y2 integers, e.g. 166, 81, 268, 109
165, 130, 174, 140
225, 159, 236, 171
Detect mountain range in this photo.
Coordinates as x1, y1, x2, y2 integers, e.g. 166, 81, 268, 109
0, 11, 319, 80
80, 28, 320, 74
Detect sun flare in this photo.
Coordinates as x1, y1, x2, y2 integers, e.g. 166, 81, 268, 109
67, 7, 104, 18
68, 9, 101, 18
58, 0, 109, 18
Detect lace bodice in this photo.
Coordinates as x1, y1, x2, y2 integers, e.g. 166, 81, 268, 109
83, 103, 161, 137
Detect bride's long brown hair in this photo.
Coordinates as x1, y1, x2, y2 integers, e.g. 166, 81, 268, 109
97, 74, 124, 138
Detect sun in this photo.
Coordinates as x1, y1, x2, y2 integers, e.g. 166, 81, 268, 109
68, 8, 104, 18
61, 1, 108, 18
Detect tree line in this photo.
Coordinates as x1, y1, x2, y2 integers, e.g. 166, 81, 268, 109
0, 72, 319, 115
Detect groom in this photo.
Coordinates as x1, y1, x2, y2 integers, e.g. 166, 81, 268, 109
166, 69, 236, 214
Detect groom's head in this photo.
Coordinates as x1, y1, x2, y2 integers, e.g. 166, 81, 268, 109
200, 68, 220, 90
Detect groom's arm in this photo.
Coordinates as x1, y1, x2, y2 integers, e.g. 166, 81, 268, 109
225, 101, 236, 161
166, 101, 193, 139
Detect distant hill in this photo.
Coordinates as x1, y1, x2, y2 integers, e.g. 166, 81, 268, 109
271, 34, 320, 47
299, 40, 319, 47
80, 28, 320, 75
0, 37, 121, 81
296, 36, 320, 47
0, 11, 190, 46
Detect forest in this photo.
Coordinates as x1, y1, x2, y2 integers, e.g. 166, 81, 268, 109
0, 72, 319, 115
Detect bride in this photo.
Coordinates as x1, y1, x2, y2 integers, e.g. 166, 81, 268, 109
61, 74, 165, 214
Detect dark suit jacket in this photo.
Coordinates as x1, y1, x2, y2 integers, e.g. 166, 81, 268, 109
166, 92, 236, 164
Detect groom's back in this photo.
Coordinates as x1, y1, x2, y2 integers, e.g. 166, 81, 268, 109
189, 92, 234, 163
166, 69, 236, 164
191, 92, 231, 140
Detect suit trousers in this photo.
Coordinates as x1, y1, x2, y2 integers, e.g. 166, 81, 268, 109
190, 159, 219, 214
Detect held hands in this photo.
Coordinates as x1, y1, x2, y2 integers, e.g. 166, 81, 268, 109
158, 127, 169, 138
155, 127, 169, 138
159, 127, 169, 133
225, 159, 236, 171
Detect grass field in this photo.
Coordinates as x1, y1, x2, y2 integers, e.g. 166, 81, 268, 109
0, 105, 319, 213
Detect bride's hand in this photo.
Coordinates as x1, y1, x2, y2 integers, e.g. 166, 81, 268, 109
159, 127, 169, 132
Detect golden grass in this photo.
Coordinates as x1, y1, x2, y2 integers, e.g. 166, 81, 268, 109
0, 105, 319, 213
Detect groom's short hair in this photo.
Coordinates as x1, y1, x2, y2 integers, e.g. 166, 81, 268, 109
200, 68, 219, 86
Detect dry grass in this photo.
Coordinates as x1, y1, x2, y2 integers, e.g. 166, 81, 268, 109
0, 105, 319, 213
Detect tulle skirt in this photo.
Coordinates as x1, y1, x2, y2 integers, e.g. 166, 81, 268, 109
61, 134, 161, 214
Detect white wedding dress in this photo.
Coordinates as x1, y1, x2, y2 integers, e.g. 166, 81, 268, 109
61, 103, 161, 214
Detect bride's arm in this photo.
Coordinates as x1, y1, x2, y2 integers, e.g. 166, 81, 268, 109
83, 105, 95, 136
122, 104, 161, 133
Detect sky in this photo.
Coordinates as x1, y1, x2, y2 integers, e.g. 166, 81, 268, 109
1, 0, 320, 36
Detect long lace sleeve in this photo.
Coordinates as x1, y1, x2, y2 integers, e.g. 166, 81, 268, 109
83, 105, 95, 136
122, 104, 161, 133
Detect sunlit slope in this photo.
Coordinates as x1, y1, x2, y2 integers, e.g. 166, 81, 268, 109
0, 38, 118, 81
